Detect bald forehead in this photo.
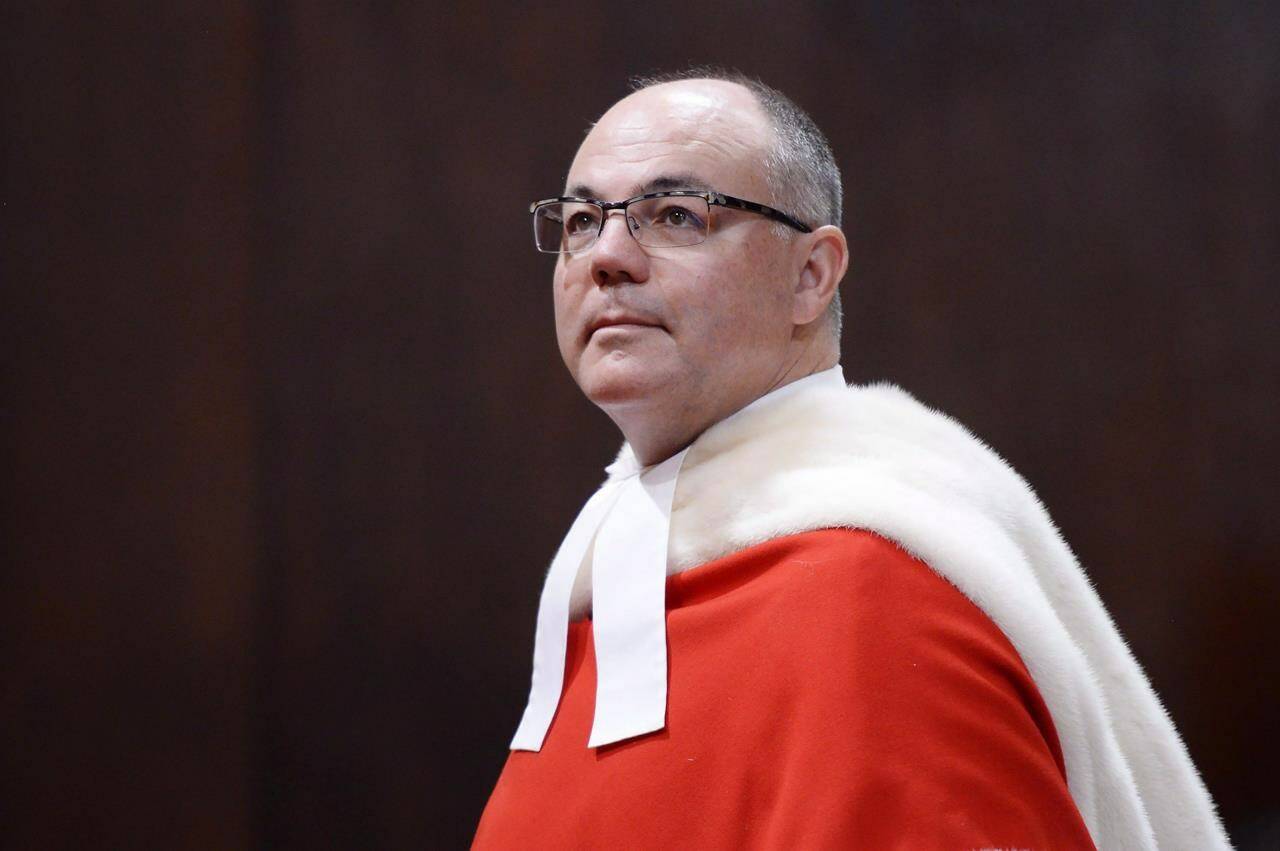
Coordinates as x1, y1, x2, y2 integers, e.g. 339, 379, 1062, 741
595, 80, 769, 145
566, 79, 774, 200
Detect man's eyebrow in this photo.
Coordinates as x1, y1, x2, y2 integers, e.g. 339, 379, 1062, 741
635, 174, 713, 195
565, 173, 713, 200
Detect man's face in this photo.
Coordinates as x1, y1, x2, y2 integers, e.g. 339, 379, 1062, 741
552, 80, 803, 430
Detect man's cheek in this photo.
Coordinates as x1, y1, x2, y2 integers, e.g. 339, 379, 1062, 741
552, 311, 580, 371
702, 289, 753, 335
697, 313, 739, 351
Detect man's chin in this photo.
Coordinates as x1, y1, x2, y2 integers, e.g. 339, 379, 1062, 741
575, 355, 670, 409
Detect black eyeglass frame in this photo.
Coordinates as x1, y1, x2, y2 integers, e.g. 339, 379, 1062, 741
528, 189, 813, 253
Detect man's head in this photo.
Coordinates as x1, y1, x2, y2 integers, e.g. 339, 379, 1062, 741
547, 70, 848, 464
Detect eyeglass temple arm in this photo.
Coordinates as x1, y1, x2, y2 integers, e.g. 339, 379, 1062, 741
709, 192, 813, 233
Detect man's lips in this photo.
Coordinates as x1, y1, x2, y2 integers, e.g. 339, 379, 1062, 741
585, 314, 666, 340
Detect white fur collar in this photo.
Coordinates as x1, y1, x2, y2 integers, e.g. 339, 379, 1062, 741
597, 378, 1228, 850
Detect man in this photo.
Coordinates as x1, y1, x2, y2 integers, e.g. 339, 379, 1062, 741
473, 70, 1228, 849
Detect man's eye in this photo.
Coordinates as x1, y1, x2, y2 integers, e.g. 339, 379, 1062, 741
655, 205, 701, 228
565, 211, 600, 233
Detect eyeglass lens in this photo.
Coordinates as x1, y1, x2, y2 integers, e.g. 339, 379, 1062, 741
533, 196, 711, 253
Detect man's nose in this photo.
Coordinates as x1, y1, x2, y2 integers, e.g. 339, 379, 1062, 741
588, 211, 649, 287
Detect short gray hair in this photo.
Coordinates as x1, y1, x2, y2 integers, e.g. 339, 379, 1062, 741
628, 67, 844, 337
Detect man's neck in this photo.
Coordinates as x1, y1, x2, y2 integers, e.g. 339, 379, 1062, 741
614, 351, 840, 467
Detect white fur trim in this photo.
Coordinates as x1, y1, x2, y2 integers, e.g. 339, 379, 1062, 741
598, 380, 1229, 850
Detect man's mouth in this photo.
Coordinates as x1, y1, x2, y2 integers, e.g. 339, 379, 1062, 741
586, 314, 665, 340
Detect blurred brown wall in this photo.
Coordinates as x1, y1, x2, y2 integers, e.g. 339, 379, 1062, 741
3, 3, 1278, 848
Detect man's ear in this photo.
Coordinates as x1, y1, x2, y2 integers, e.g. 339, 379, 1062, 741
792, 225, 849, 325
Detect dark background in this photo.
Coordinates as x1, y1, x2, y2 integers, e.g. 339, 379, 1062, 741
3, 3, 1277, 848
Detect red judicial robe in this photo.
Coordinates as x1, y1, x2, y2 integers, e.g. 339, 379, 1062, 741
473, 528, 1096, 849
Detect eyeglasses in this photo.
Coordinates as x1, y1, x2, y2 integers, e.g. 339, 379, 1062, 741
529, 190, 813, 254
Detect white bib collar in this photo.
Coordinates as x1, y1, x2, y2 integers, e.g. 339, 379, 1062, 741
509, 366, 846, 750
